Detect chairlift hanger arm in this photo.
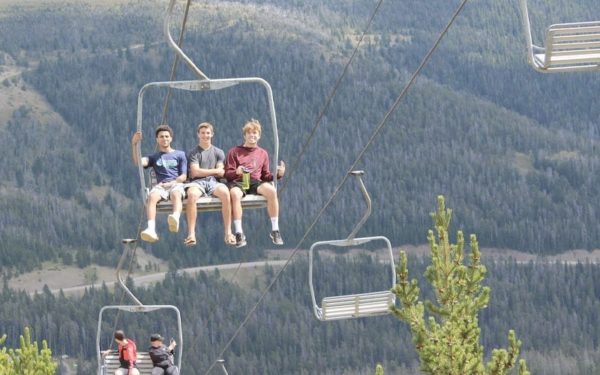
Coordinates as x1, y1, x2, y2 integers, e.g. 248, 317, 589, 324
347, 170, 371, 241
165, 0, 209, 80
116, 240, 143, 306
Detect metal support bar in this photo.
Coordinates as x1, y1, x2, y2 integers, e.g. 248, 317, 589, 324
346, 170, 372, 241
165, 0, 209, 80
116, 239, 143, 306
217, 359, 229, 375
519, 0, 539, 70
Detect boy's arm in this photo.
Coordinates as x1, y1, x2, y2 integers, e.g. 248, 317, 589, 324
174, 153, 187, 183
131, 131, 148, 167
224, 149, 239, 181
260, 150, 274, 181
188, 150, 224, 179
126, 345, 136, 370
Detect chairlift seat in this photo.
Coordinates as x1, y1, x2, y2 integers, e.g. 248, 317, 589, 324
145, 171, 268, 213
155, 192, 267, 213
534, 22, 600, 71
101, 352, 154, 375
319, 290, 395, 321
520, 0, 600, 72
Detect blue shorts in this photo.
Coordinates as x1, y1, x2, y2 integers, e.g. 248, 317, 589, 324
184, 178, 225, 197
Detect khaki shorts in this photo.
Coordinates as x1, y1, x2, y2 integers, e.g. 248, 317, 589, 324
149, 183, 185, 201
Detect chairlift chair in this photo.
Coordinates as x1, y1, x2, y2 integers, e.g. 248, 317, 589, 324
135, 78, 279, 214
520, 0, 600, 72
308, 171, 396, 321
97, 240, 183, 375
97, 305, 183, 375
135, 0, 280, 214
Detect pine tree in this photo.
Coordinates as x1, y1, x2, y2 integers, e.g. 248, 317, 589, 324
0, 327, 57, 375
390, 196, 529, 375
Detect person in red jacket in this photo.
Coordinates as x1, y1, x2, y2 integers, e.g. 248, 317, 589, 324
102, 330, 140, 375
224, 119, 285, 248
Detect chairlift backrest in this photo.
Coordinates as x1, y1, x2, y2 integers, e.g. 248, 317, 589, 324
96, 305, 183, 375
102, 351, 154, 375
520, 0, 600, 72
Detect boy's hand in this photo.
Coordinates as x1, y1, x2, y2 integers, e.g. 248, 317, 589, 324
276, 160, 285, 178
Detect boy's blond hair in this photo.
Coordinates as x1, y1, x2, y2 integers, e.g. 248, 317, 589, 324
242, 119, 262, 135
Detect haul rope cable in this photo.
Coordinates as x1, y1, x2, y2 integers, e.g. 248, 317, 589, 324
202, 0, 471, 373
278, 0, 385, 196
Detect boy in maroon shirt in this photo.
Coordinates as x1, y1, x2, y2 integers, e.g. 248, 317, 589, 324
224, 119, 285, 247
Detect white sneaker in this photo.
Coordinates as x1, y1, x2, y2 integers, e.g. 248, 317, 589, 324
167, 214, 180, 233
140, 228, 159, 243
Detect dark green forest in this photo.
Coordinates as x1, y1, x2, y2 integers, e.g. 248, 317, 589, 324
1, 0, 600, 373
1, 256, 600, 374
0, 0, 599, 273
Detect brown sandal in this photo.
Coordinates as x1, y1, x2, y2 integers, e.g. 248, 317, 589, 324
224, 234, 236, 246
184, 236, 197, 247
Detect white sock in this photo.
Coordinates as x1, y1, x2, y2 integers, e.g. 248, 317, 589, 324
234, 220, 243, 234
147, 220, 156, 231
270, 217, 279, 232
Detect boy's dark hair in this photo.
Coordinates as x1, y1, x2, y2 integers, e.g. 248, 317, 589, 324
155, 124, 173, 138
114, 330, 125, 341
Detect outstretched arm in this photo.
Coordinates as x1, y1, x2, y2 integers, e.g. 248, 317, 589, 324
131, 131, 148, 167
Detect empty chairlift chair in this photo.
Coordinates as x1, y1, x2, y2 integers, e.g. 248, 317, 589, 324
135, 0, 280, 214
520, 0, 600, 72
308, 171, 396, 321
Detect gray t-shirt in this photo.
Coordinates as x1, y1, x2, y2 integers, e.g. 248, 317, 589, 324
187, 145, 225, 182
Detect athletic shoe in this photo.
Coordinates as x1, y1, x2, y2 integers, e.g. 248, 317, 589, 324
167, 214, 179, 233
270, 231, 284, 245
140, 228, 159, 243
235, 232, 247, 248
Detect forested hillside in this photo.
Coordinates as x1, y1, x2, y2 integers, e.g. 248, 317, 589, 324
1, 256, 599, 374
1, 0, 600, 277
1, 0, 600, 371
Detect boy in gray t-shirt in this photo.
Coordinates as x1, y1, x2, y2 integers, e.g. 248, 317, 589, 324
183, 122, 233, 246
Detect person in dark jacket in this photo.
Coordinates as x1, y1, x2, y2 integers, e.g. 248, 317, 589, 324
148, 334, 179, 375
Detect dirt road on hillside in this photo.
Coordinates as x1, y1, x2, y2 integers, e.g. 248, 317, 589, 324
37, 259, 288, 297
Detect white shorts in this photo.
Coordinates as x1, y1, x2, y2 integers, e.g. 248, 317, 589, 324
115, 368, 140, 375
149, 183, 185, 201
